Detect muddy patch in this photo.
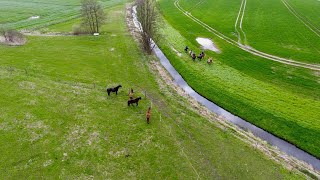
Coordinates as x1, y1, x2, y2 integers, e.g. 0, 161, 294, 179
19, 81, 36, 90
196, 37, 220, 53
0, 36, 5, 43
0, 35, 27, 46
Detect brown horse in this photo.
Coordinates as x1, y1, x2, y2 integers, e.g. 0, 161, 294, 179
192, 53, 196, 61
146, 107, 151, 124
197, 52, 205, 60
128, 97, 142, 106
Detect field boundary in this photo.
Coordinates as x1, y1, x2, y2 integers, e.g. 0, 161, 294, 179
174, 0, 320, 71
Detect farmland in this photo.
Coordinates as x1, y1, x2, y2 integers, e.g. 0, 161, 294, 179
0, 0, 308, 178
158, 0, 320, 158
0, 0, 122, 30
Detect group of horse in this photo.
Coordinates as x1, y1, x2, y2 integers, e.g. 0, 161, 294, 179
184, 46, 213, 64
107, 85, 151, 124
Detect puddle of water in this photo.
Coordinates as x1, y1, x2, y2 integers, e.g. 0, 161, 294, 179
29, 16, 40, 20
196, 37, 220, 53
0, 36, 5, 43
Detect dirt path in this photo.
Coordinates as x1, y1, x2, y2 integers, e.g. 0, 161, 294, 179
174, 0, 320, 71
22, 31, 73, 37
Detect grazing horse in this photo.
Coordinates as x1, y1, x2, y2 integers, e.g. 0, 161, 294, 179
207, 57, 213, 64
107, 85, 122, 96
189, 50, 193, 56
128, 97, 142, 106
192, 53, 196, 61
197, 52, 205, 60
146, 107, 151, 124
184, 46, 189, 52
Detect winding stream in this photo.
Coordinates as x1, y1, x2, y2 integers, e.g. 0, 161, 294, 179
131, 6, 320, 171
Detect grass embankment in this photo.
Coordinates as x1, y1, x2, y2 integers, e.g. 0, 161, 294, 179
177, 0, 320, 63
158, 0, 320, 158
0, 2, 304, 179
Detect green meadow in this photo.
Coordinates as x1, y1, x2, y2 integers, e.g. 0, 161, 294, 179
0, 0, 123, 30
158, 0, 320, 158
0, 0, 307, 178
177, 0, 320, 63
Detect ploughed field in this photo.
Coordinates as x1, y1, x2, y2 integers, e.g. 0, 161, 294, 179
0, 0, 306, 178
158, 0, 320, 158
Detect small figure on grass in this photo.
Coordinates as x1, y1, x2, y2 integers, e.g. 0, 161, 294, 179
207, 57, 213, 64
146, 107, 151, 124
197, 51, 205, 60
189, 50, 193, 56
129, 88, 134, 100
192, 53, 196, 61
184, 46, 189, 52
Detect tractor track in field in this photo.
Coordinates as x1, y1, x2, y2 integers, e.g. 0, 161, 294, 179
126, 3, 320, 175
235, 0, 247, 44
282, 0, 320, 38
193, 0, 205, 10
174, 0, 320, 71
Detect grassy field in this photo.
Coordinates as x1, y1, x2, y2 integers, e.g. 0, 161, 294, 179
0, 1, 307, 178
0, 0, 123, 30
158, 0, 320, 158
287, 0, 320, 28
177, 0, 320, 63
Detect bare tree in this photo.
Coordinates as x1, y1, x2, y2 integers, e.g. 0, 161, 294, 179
81, 0, 106, 34
136, 0, 159, 54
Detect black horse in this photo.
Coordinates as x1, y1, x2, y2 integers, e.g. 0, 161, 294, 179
184, 46, 189, 52
128, 97, 142, 106
107, 85, 122, 96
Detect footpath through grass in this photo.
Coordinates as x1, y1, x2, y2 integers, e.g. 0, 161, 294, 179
0, 2, 305, 179
158, 0, 320, 158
